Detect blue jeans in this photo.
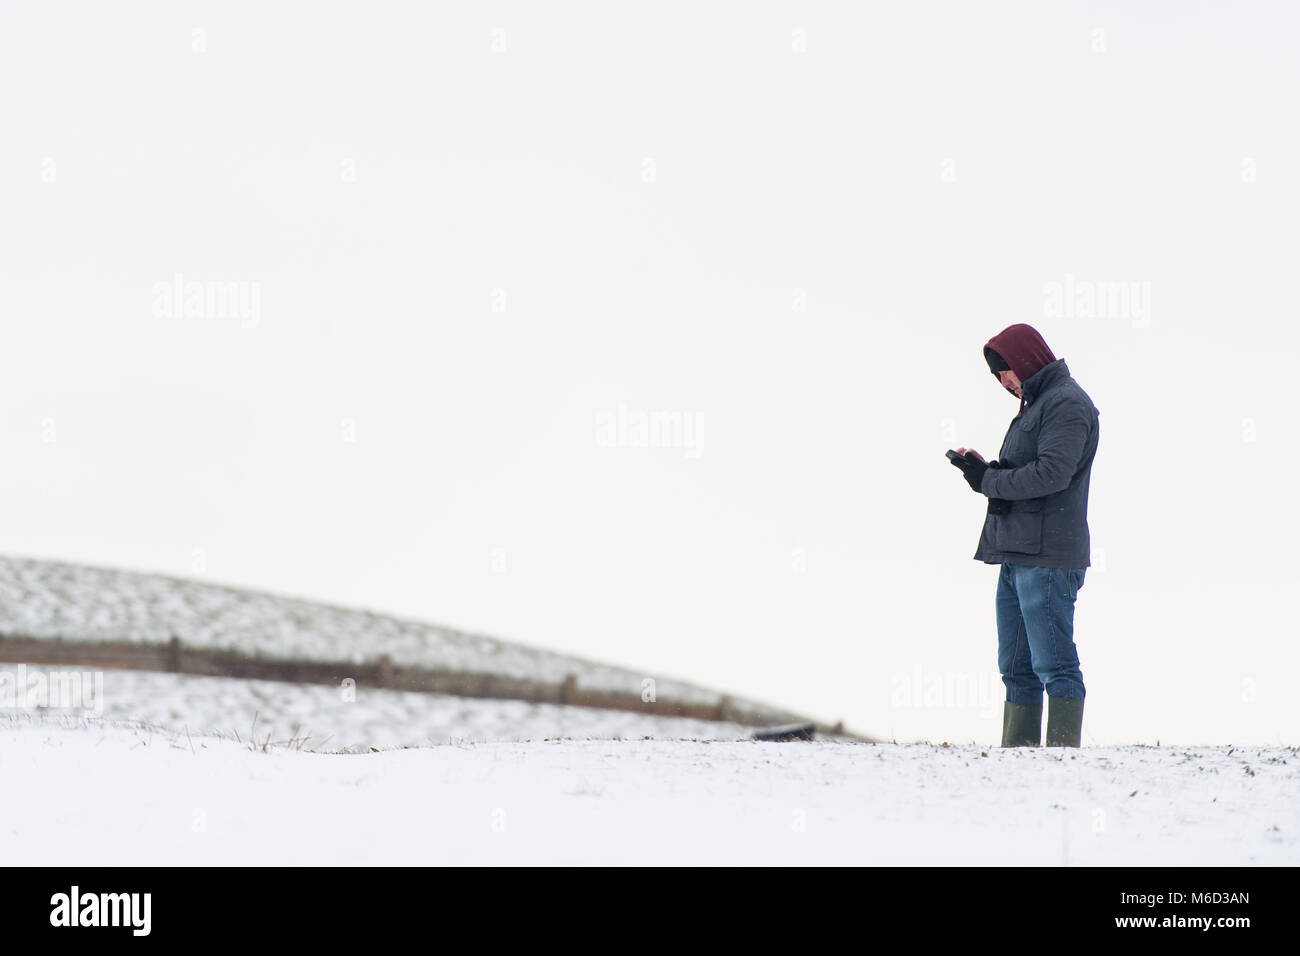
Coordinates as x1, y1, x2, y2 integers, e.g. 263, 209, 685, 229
996, 563, 1086, 705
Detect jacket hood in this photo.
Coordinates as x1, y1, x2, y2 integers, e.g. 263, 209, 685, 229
984, 324, 1057, 405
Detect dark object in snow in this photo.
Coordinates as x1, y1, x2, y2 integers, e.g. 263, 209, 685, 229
754, 723, 816, 742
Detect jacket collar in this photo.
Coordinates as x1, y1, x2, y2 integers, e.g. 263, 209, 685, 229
1021, 358, 1068, 407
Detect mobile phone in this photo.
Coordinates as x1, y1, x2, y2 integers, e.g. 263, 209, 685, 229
945, 449, 966, 462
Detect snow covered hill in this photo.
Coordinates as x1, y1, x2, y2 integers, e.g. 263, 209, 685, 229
4, 716, 1296, 866
0, 555, 798, 719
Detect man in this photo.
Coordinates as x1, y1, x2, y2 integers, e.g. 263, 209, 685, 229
948, 323, 1099, 748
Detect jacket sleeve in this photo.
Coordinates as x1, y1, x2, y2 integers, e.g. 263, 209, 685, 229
979, 396, 1093, 501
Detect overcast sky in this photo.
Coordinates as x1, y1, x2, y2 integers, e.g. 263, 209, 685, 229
2, 1, 1297, 745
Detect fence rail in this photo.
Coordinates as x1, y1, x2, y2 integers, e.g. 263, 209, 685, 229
0, 635, 858, 738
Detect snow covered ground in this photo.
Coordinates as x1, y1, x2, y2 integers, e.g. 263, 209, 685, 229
3, 715, 1295, 866
0, 665, 756, 749
2, 557, 1292, 866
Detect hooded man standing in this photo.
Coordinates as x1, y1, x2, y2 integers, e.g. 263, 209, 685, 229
948, 324, 1099, 748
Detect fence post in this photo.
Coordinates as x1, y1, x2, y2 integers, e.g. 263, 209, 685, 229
560, 673, 578, 705
168, 635, 182, 673
377, 654, 394, 688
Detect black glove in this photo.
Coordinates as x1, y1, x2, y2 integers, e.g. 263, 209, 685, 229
949, 452, 989, 493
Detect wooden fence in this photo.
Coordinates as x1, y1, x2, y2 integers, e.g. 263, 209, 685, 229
0, 635, 857, 738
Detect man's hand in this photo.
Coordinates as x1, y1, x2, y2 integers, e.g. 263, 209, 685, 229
949, 451, 989, 493
954, 447, 986, 463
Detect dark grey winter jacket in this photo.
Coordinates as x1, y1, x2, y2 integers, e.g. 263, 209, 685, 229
974, 358, 1099, 568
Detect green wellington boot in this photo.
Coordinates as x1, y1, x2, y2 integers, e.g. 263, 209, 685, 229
1045, 696, 1084, 747
1000, 701, 1043, 747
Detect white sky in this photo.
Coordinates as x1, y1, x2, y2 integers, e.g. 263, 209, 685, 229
2, 2, 1297, 745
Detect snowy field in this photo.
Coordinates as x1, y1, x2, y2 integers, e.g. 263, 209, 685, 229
2, 716, 1295, 866
1, 558, 1292, 866
0, 665, 756, 749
